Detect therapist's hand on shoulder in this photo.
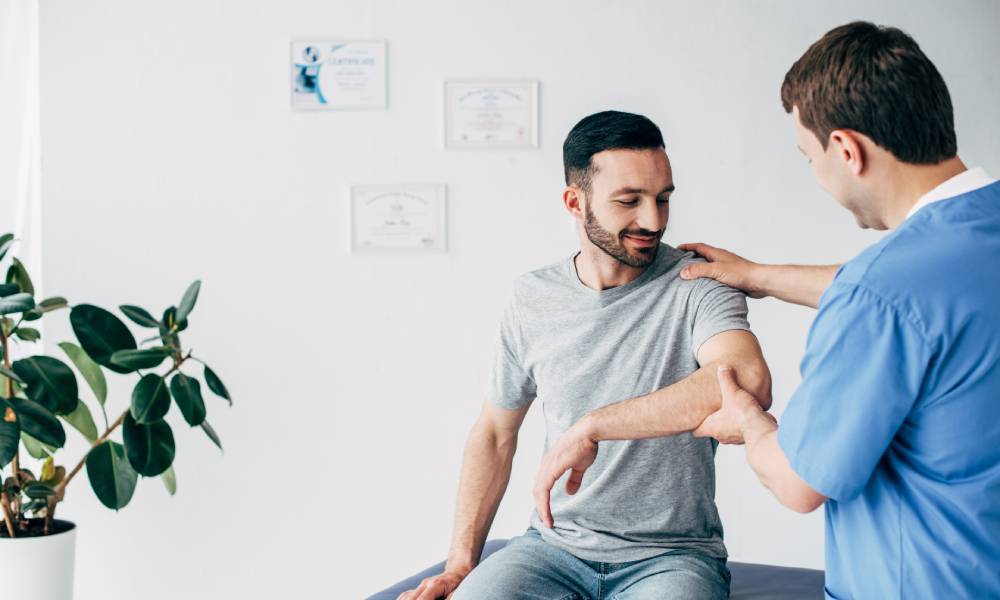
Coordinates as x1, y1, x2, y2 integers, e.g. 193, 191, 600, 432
695, 366, 776, 444
678, 243, 766, 298
533, 417, 599, 528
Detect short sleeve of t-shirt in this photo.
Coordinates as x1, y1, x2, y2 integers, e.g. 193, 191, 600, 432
778, 282, 932, 501
690, 277, 752, 360
489, 298, 537, 410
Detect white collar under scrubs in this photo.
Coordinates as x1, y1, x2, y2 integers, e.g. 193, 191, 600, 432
905, 166, 997, 220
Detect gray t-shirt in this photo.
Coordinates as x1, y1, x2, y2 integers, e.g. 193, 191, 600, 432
491, 243, 751, 563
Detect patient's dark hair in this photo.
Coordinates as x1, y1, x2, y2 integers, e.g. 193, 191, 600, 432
563, 111, 665, 193
781, 21, 957, 164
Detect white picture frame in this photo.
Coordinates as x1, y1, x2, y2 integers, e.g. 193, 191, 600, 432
350, 183, 448, 253
443, 79, 539, 149
290, 40, 387, 110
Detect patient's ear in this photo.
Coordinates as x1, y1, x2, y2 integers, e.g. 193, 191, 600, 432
828, 129, 866, 176
563, 187, 585, 218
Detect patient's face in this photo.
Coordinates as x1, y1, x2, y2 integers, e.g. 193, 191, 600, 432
583, 148, 673, 268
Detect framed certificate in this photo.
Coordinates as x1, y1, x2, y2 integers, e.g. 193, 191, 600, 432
444, 80, 539, 148
290, 40, 387, 110
350, 184, 448, 253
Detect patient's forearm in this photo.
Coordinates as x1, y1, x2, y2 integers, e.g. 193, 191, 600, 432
582, 360, 769, 442
757, 264, 839, 309
445, 425, 517, 574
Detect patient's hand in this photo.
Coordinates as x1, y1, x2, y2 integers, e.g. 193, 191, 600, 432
694, 366, 776, 444
532, 419, 599, 528
396, 568, 465, 600
677, 242, 767, 298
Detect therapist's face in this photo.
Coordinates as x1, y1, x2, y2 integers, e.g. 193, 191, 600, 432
792, 106, 880, 229
578, 148, 673, 268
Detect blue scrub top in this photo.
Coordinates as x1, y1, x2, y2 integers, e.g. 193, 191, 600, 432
779, 180, 1000, 599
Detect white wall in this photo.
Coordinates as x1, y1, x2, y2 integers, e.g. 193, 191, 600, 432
34, 1, 1000, 598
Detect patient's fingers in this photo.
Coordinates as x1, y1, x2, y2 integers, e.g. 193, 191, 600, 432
565, 467, 585, 495
533, 463, 557, 528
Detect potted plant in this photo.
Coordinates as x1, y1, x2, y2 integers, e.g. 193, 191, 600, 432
0, 232, 232, 599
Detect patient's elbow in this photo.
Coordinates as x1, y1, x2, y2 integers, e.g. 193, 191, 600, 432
742, 363, 773, 411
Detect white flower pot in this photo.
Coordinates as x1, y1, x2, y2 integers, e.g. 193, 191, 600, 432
0, 519, 77, 600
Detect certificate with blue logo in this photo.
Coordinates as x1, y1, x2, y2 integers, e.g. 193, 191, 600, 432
291, 40, 387, 110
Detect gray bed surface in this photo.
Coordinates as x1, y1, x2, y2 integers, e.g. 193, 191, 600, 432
368, 539, 824, 599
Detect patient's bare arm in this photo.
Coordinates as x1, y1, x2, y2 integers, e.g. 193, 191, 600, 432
533, 329, 771, 528
678, 243, 840, 309
397, 401, 530, 600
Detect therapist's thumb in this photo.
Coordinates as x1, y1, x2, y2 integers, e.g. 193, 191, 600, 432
716, 366, 741, 396
680, 262, 717, 281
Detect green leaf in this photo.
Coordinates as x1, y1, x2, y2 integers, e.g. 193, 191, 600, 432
161, 306, 188, 333
9, 396, 66, 448
203, 365, 232, 406
23, 297, 69, 321
170, 373, 205, 426
161, 465, 177, 495
62, 400, 98, 442
122, 413, 175, 476
86, 441, 138, 510
20, 430, 55, 459
14, 327, 40, 342
23, 480, 55, 499
0, 366, 24, 385
6, 257, 34, 295
120, 305, 160, 328
12, 355, 80, 415
0, 283, 20, 297
110, 347, 171, 371
59, 342, 107, 406
0, 233, 15, 264
176, 280, 201, 322
0, 292, 35, 316
131, 374, 171, 424
0, 399, 22, 466
201, 420, 222, 452
70, 304, 137, 374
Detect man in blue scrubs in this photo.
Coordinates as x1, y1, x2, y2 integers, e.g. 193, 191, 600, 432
683, 21, 1000, 598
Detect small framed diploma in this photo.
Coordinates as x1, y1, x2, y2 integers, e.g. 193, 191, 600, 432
290, 40, 387, 110
350, 184, 448, 253
443, 80, 539, 148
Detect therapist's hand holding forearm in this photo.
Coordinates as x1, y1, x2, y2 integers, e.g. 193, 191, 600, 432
678, 242, 841, 309
695, 366, 827, 514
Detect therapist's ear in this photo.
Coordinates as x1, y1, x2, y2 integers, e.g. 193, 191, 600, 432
828, 129, 866, 176
563, 186, 585, 220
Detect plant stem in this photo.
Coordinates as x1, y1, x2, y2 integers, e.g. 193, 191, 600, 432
0, 491, 15, 537
0, 322, 21, 529
56, 409, 127, 495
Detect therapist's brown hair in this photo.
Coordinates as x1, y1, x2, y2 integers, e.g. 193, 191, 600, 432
781, 21, 957, 164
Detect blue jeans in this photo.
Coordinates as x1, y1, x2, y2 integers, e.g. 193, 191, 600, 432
453, 528, 731, 600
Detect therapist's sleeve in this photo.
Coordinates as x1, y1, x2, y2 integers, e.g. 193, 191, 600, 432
778, 283, 934, 501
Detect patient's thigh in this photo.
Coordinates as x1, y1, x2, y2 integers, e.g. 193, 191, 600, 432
608, 552, 730, 600
452, 530, 592, 600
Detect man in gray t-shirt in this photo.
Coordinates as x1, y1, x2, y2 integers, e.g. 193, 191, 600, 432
399, 111, 771, 600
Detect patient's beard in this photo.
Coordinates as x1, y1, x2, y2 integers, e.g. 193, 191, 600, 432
584, 201, 660, 268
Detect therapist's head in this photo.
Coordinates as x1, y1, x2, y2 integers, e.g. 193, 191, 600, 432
781, 21, 958, 229
563, 111, 674, 268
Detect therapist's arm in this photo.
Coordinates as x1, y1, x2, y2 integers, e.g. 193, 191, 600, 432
677, 243, 840, 309
532, 330, 772, 527
695, 367, 827, 513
